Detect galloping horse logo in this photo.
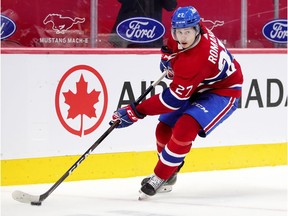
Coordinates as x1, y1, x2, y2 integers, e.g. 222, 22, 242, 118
43, 14, 85, 34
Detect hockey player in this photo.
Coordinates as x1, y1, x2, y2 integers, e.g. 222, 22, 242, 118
111, 6, 243, 199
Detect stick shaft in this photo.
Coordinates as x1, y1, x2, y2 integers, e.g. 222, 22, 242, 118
135, 70, 167, 104
39, 71, 167, 202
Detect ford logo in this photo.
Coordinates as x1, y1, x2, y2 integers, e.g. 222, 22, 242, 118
0, 15, 16, 40
116, 17, 165, 43
262, 19, 287, 44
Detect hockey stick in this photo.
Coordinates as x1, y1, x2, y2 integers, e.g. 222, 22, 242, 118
12, 70, 168, 206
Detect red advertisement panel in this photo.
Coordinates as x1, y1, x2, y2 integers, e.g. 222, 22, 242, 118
1, 0, 91, 47
1, 0, 287, 48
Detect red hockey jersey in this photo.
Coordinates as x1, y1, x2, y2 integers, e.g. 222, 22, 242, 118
137, 23, 244, 116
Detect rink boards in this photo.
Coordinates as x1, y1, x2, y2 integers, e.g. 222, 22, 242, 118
1, 48, 287, 185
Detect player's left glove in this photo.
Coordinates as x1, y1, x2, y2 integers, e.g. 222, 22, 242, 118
110, 103, 146, 128
160, 46, 174, 80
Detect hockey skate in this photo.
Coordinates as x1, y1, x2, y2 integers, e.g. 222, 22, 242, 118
140, 172, 177, 194
140, 161, 184, 194
138, 174, 165, 200
139, 161, 184, 200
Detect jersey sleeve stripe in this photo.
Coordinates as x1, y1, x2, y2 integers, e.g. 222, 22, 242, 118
159, 93, 179, 110
160, 88, 188, 111
169, 88, 190, 100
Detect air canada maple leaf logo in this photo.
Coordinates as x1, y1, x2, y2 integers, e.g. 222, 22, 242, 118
63, 74, 100, 128
55, 65, 108, 137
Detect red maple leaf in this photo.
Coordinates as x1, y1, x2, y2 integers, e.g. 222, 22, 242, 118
63, 74, 101, 135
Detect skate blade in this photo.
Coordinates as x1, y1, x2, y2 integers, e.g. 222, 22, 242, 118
157, 185, 172, 193
138, 190, 150, 200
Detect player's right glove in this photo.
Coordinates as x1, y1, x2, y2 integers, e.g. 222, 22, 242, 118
160, 46, 174, 80
110, 103, 146, 128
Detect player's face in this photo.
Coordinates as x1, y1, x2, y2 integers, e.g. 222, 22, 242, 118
175, 27, 197, 48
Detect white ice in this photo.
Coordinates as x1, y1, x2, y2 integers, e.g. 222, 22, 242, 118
1, 166, 287, 216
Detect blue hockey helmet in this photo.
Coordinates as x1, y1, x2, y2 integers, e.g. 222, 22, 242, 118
171, 6, 201, 29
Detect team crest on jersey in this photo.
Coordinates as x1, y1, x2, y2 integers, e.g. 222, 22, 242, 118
262, 19, 288, 44
116, 17, 165, 43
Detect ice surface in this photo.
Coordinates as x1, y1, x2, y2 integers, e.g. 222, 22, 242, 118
1, 166, 287, 216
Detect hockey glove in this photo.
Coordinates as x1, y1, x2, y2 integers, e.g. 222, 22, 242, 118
160, 46, 174, 80
110, 103, 146, 128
